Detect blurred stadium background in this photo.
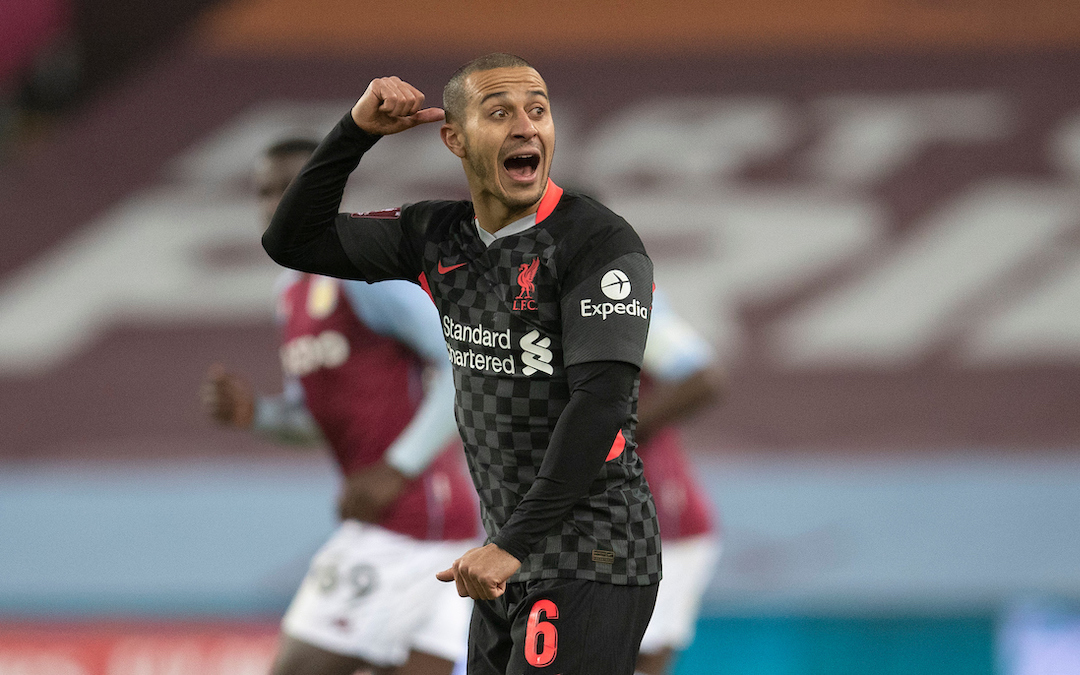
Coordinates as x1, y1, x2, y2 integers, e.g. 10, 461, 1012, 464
3, 0, 1080, 673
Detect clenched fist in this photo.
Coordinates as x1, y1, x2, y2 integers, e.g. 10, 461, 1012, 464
436, 543, 522, 600
351, 77, 445, 136
201, 364, 255, 428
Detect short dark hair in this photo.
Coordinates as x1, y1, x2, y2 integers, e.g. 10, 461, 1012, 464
443, 53, 535, 124
265, 137, 319, 158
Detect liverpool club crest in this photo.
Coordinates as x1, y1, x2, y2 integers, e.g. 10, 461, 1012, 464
513, 258, 539, 311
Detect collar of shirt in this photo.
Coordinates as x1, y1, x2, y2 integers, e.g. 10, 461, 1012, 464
474, 213, 538, 247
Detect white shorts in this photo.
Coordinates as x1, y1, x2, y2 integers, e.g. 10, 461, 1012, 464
639, 534, 722, 654
281, 521, 478, 666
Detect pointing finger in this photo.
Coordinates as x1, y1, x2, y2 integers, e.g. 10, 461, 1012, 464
435, 567, 455, 582
411, 108, 446, 125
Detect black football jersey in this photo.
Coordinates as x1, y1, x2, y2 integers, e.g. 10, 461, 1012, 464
335, 183, 660, 585
273, 114, 662, 585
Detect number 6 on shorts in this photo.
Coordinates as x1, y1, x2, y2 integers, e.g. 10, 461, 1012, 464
524, 599, 558, 667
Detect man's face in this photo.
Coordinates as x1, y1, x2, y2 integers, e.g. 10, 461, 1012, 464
448, 67, 555, 213
255, 152, 310, 226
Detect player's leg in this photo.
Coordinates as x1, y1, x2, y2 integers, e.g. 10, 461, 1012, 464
390, 649, 455, 675
506, 578, 658, 675
468, 596, 516, 675
271, 634, 382, 675
394, 540, 475, 675
634, 647, 674, 675
281, 522, 473, 673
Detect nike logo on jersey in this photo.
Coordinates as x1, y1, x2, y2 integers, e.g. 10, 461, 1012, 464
438, 261, 468, 274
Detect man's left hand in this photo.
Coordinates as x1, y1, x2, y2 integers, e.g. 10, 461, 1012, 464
436, 543, 521, 600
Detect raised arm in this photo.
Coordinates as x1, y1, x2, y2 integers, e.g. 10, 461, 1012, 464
261, 77, 444, 280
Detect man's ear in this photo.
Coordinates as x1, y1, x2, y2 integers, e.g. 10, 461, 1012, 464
441, 123, 467, 158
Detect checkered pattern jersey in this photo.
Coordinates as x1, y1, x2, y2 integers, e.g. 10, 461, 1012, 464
337, 188, 661, 586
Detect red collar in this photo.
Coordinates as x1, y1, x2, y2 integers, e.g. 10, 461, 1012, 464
535, 179, 563, 224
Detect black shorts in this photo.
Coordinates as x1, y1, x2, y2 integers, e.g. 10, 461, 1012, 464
467, 577, 659, 675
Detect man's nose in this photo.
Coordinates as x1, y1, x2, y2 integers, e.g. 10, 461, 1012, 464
511, 110, 538, 138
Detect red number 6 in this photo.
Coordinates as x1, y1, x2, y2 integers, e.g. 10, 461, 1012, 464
524, 598, 559, 667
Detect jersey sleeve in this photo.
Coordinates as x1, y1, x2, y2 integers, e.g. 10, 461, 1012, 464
335, 205, 426, 284
339, 278, 446, 361
252, 379, 324, 445
643, 288, 716, 381
490, 360, 638, 561
340, 278, 458, 477
561, 246, 653, 369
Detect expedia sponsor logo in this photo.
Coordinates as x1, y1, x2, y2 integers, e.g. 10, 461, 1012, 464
581, 268, 648, 320
601, 269, 632, 300
520, 330, 554, 376
580, 297, 649, 321
281, 330, 349, 377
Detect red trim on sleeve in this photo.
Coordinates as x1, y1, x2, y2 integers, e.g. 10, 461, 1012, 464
417, 272, 435, 304
606, 430, 626, 461
535, 179, 563, 224
351, 207, 401, 219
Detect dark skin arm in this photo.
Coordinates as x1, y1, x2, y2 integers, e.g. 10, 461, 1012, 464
200, 364, 255, 428
634, 363, 726, 445
337, 460, 410, 522
202, 364, 410, 523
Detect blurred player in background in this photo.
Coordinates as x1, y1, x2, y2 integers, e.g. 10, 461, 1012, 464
202, 137, 480, 675
634, 289, 725, 675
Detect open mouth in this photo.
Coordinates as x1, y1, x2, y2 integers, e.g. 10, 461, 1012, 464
503, 152, 540, 182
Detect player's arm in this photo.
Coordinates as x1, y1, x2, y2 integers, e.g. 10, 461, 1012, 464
490, 359, 638, 560
261, 77, 442, 281
635, 290, 726, 445
348, 280, 458, 476
439, 235, 654, 599
252, 378, 324, 445
438, 359, 636, 600
200, 365, 323, 445
495, 237, 654, 558
335, 279, 459, 522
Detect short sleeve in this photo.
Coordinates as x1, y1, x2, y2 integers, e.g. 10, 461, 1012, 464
561, 251, 653, 368
340, 278, 447, 363
643, 289, 715, 381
